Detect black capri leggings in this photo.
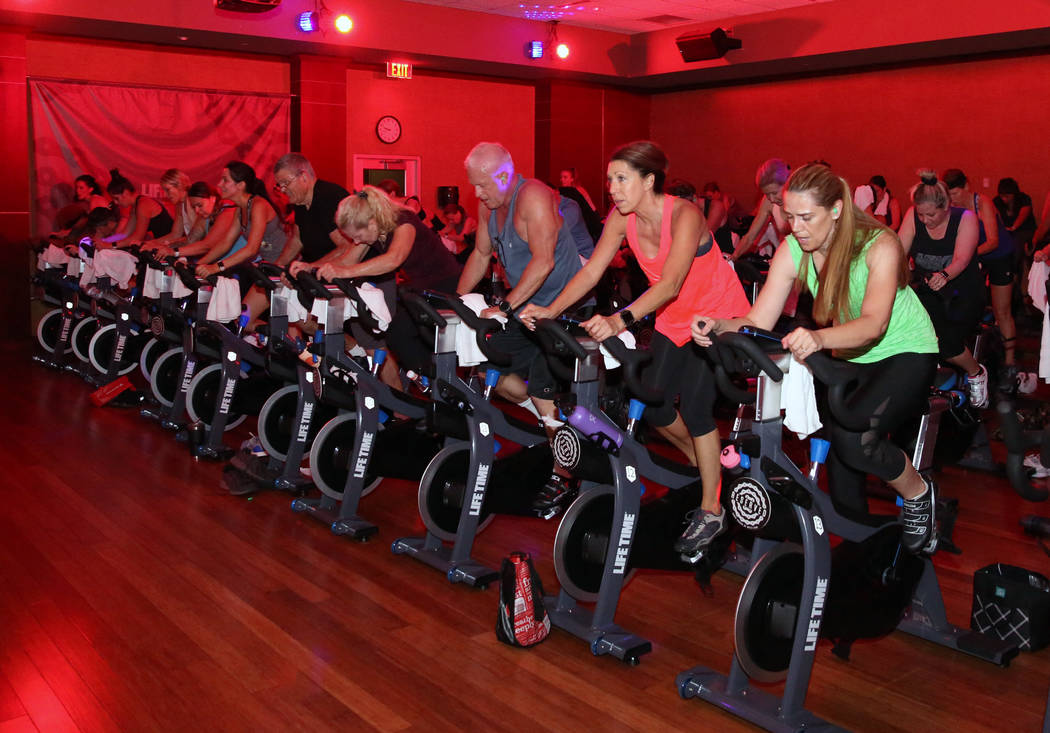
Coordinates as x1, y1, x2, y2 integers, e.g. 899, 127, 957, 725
641, 330, 718, 437
825, 351, 937, 517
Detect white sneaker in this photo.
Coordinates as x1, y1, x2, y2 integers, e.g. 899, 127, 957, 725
1017, 372, 1039, 395
967, 364, 989, 408
1023, 453, 1050, 478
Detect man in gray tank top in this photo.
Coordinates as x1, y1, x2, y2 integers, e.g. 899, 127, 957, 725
457, 142, 589, 515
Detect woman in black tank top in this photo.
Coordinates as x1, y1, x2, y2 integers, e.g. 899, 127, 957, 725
898, 171, 989, 406
313, 186, 462, 384
106, 168, 174, 245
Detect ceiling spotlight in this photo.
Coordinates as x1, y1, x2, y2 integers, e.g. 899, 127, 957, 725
334, 14, 353, 33
555, 42, 570, 59
525, 40, 544, 59
298, 11, 319, 32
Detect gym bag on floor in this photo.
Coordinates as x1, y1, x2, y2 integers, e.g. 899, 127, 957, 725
971, 563, 1050, 651
495, 552, 551, 648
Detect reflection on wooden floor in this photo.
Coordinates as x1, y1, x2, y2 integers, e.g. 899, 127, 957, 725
2, 353, 1048, 732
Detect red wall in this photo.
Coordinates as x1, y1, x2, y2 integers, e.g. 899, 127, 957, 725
536, 81, 651, 214
1, 27, 29, 346
651, 51, 1050, 221
346, 68, 535, 219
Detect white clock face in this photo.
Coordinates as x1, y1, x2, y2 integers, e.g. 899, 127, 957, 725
377, 116, 401, 144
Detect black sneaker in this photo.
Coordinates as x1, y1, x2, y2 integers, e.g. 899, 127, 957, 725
532, 473, 579, 519
901, 475, 938, 554
674, 508, 726, 558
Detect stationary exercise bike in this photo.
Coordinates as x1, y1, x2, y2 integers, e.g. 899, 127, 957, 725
675, 329, 1019, 732
391, 296, 568, 587
292, 286, 461, 539
528, 320, 716, 664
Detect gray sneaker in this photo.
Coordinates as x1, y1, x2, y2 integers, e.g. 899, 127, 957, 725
675, 508, 727, 557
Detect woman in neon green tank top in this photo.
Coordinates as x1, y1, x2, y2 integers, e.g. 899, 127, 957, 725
691, 163, 940, 555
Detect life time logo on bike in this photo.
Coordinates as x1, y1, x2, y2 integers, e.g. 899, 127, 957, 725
729, 477, 771, 530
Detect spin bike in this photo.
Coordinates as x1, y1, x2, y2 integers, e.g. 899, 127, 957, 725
292, 287, 461, 539
675, 329, 1019, 733
529, 319, 716, 664
390, 297, 567, 587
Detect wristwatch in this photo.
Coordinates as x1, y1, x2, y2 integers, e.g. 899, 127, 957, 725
218, 260, 226, 272
619, 308, 636, 329
173, 247, 180, 258
939, 269, 950, 281
498, 300, 513, 315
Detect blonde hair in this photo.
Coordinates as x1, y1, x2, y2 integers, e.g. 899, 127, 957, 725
336, 186, 401, 236
160, 168, 190, 190
787, 163, 907, 326
912, 169, 950, 209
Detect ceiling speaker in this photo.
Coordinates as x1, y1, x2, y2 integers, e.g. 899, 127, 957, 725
215, 0, 282, 12
675, 27, 742, 62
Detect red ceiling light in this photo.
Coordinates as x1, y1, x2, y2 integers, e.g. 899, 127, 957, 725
334, 14, 353, 32
555, 43, 570, 59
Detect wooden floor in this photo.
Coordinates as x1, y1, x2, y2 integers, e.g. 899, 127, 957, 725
2, 349, 1049, 733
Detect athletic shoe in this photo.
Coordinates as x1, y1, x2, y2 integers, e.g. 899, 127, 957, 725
967, 364, 989, 408
1023, 452, 1050, 478
1017, 372, 1039, 395
532, 473, 579, 518
900, 475, 937, 554
674, 508, 726, 557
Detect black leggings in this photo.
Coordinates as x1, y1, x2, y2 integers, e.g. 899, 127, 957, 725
642, 330, 718, 437
825, 352, 937, 517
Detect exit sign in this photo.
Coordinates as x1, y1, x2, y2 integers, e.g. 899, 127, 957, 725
386, 62, 412, 79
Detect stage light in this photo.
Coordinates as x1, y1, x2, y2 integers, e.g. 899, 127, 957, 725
334, 14, 353, 33
555, 42, 570, 59
298, 11, 318, 32
526, 41, 544, 59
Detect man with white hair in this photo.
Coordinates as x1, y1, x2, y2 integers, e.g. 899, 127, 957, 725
457, 142, 588, 516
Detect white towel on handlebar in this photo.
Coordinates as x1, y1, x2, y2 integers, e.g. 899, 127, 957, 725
92, 248, 137, 289
38, 244, 71, 269
598, 331, 637, 369
142, 267, 193, 300
278, 286, 310, 323
307, 282, 391, 331
1028, 261, 1050, 383
206, 276, 242, 322
456, 293, 506, 367
780, 355, 822, 439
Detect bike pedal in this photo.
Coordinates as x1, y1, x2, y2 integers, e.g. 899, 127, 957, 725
680, 550, 705, 565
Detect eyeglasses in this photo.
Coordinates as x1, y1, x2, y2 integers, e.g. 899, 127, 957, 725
274, 171, 302, 192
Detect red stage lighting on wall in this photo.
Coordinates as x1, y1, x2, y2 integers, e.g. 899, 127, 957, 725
555, 43, 570, 59
334, 14, 353, 33
298, 11, 319, 32
526, 41, 544, 59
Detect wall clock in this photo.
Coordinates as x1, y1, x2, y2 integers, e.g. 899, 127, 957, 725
376, 115, 401, 144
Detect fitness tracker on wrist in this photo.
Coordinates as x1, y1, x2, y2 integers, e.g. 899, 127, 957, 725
218, 260, 226, 272
939, 269, 949, 280
173, 247, 180, 258
498, 300, 512, 316
619, 308, 636, 329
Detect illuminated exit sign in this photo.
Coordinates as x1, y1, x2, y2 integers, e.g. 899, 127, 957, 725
386, 62, 412, 79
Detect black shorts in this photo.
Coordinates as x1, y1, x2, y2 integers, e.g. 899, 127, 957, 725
641, 330, 718, 437
981, 255, 1014, 287
484, 318, 557, 399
